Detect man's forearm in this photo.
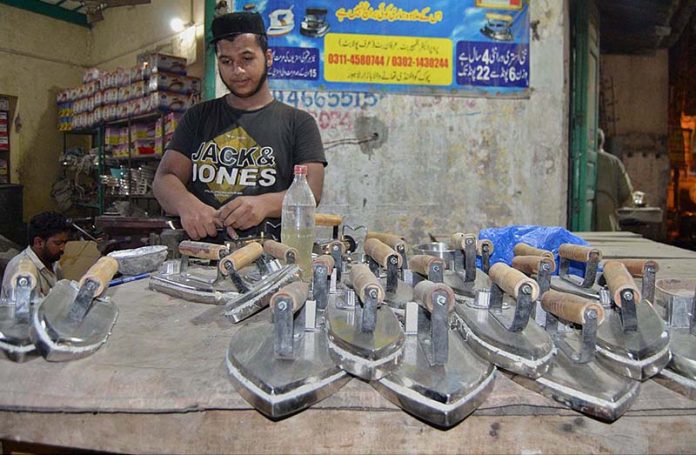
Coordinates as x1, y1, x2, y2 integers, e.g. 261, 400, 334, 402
153, 173, 201, 215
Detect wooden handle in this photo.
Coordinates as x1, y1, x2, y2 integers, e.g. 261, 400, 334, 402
270, 281, 309, 313
350, 263, 385, 303
409, 254, 444, 276
364, 238, 403, 268
513, 243, 554, 262
11, 257, 38, 290
558, 244, 602, 262
79, 256, 119, 297
179, 240, 228, 260
603, 261, 641, 306
219, 242, 263, 274
313, 254, 335, 271
602, 259, 659, 277
413, 280, 455, 313
366, 231, 406, 250
263, 240, 298, 263
489, 262, 540, 300
541, 290, 605, 325
477, 239, 494, 255
315, 213, 343, 227
449, 232, 476, 251
512, 255, 557, 275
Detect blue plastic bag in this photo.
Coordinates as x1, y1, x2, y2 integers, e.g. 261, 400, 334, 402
478, 225, 588, 274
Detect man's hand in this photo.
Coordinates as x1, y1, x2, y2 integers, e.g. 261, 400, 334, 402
216, 195, 272, 232
179, 199, 222, 240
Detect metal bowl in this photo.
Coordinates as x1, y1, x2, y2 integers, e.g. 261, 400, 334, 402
413, 242, 455, 265
108, 245, 169, 276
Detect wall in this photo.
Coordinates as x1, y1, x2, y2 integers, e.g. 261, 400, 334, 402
601, 51, 668, 136
90, 0, 205, 78
0, 4, 90, 220
600, 51, 670, 234
217, 1, 569, 242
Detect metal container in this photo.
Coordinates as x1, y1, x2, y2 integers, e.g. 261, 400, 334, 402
414, 242, 455, 269
108, 245, 168, 276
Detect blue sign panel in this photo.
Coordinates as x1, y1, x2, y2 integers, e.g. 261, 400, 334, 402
232, 0, 530, 96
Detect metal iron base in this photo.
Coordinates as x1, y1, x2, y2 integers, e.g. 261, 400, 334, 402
454, 301, 554, 378
226, 310, 351, 419
596, 303, 671, 380
30, 280, 118, 362
516, 332, 640, 422
326, 295, 404, 380
373, 309, 496, 428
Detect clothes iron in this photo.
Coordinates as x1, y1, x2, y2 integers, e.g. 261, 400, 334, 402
439, 233, 492, 299
373, 280, 495, 428
0, 258, 39, 362
593, 261, 670, 380
511, 253, 555, 326
366, 231, 408, 269
550, 244, 604, 299
325, 263, 404, 380
223, 241, 302, 323
515, 290, 640, 422
226, 280, 350, 419
31, 257, 119, 361
149, 240, 263, 304
267, 6, 295, 36
300, 8, 329, 38
480, 12, 514, 41
654, 278, 696, 398
364, 238, 410, 308
454, 262, 554, 378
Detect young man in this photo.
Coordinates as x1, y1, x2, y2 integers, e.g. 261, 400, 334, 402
1, 212, 70, 300
153, 11, 327, 241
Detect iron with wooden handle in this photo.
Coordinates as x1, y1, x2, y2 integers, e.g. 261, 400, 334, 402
449, 232, 476, 251
263, 239, 297, 264
68, 256, 120, 322
271, 281, 310, 358
489, 262, 540, 301
413, 280, 455, 365
514, 243, 554, 262
219, 242, 264, 293
351, 263, 385, 333
178, 240, 229, 260
601, 259, 659, 278
316, 213, 342, 240
366, 231, 406, 251
364, 238, 402, 293
512, 255, 557, 275
312, 255, 334, 310
603, 261, 641, 307
541, 290, 605, 326
9, 258, 38, 311
558, 244, 602, 263
409, 254, 445, 283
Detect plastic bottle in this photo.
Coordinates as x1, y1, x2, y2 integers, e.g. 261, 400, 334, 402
281, 165, 316, 281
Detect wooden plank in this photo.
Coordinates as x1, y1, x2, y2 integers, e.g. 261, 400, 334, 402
1, 410, 695, 454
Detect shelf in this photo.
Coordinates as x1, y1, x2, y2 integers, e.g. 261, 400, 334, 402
103, 110, 170, 127
104, 155, 161, 163
105, 193, 157, 199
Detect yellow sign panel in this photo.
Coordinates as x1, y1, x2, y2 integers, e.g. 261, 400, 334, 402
475, 0, 524, 10
324, 33, 453, 86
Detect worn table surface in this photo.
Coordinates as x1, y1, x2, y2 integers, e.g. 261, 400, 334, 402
1, 232, 696, 453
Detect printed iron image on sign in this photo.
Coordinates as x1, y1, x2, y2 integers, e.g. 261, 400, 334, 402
234, 0, 530, 96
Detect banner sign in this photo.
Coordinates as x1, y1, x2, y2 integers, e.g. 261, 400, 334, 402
233, 0, 530, 96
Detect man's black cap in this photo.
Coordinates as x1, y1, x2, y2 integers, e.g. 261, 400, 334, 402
210, 12, 266, 45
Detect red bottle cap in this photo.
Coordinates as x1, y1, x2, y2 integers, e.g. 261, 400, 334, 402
293, 165, 308, 175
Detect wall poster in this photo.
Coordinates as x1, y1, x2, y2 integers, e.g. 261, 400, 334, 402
233, 0, 530, 96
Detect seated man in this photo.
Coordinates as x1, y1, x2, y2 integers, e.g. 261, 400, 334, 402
594, 129, 634, 231
1, 212, 71, 300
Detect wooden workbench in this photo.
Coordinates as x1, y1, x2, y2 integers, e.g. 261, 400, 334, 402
1, 232, 695, 454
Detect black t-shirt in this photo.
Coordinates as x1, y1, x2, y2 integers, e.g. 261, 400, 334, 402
167, 97, 326, 238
